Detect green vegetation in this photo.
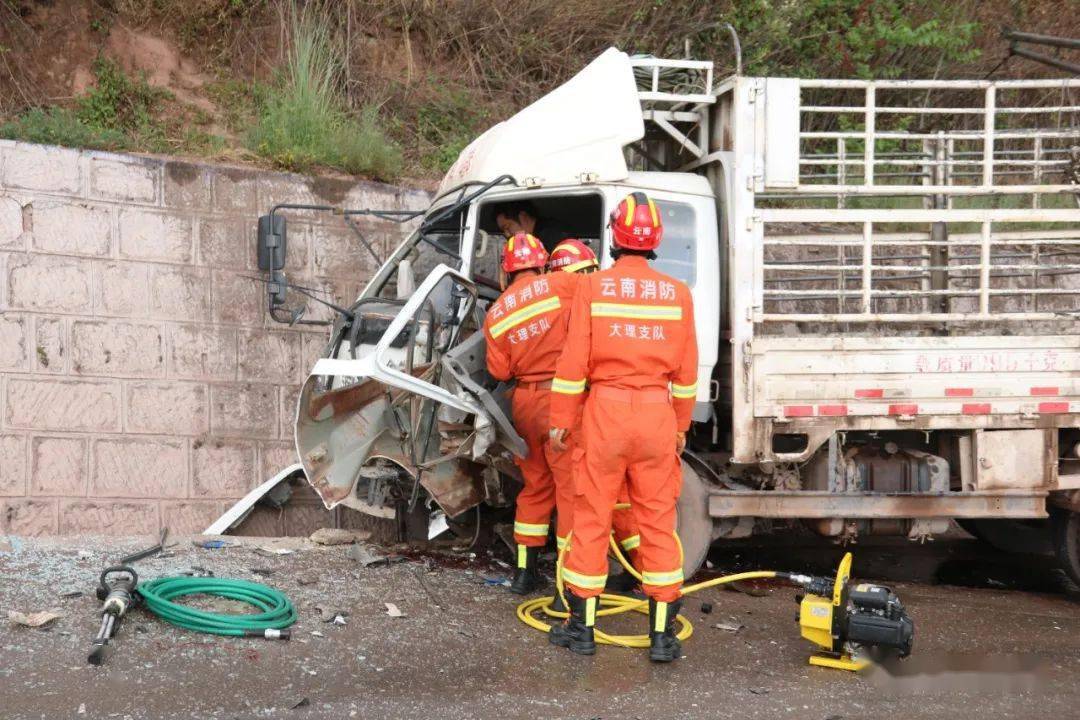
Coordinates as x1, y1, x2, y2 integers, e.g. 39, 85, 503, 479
1, 0, 1054, 180
247, 4, 401, 180
415, 81, 489, 173
0, 57, 223, 156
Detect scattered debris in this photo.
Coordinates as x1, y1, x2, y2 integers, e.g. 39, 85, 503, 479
120, 527, 170, 564
9, 610, 63, 628
748, 687, 769, 695
700, 602, 714, 614
310, 528, 371, 546
483, 576, 511, 587
310, 631, 324, 638
58, 589, 83, 599
203, 464, 303, 535
333, 615, 347, 626
250, 567, 274, 577
180, 567, 215, 577
384, 603, 405, 618
427, 511, 449, 540
77, 550, 93, 559
193, 540, 228, 550
347, 544, 389, 567
714, 621, 745, 633
316, 606, 348, 623
296, 573, 319, 586
77, 703, 86, 715
253, 546, 295, 558
289, 696, 310, 710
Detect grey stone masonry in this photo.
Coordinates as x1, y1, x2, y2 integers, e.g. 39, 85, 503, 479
0, 140, 430, 535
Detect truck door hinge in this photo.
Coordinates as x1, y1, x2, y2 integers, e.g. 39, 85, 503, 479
741, 340, 753, 402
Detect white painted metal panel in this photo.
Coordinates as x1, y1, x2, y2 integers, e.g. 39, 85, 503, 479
763, 78, 800, 189
437, 48, 644, 195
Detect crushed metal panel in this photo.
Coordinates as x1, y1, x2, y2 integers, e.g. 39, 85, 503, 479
419, 458, 487, 518
440, 330, 527, 458
973, 428, 1054, 490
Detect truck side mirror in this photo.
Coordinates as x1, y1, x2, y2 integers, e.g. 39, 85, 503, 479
257, 214, 287, 272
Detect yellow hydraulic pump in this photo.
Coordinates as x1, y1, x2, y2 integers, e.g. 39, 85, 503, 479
795, 553, 914, 670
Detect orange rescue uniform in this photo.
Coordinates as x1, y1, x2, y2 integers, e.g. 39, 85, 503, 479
551, 254, 698, 603
485, 270, 579, 547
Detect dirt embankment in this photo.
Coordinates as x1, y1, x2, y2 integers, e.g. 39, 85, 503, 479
0, 0, 1077, 181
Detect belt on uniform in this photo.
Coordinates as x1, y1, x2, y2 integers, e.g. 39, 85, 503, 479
591, 385, 670, 404
517, 379, 553, 391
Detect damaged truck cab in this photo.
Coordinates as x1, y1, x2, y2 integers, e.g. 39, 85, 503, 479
276, 48, 1080, 584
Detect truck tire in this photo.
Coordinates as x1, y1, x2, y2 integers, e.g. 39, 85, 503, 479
677, 459, 712, 582
955, 518, 1053, 556
1050, 508, 1080, 587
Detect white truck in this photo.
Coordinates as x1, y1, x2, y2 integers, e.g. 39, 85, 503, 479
267, 48, 1080, 584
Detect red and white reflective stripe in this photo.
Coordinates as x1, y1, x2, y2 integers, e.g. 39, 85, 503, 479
1031, 387, 1059, 396
775, 399, 1079, 418
945, 388, 974, 397
854, 388, 883, 399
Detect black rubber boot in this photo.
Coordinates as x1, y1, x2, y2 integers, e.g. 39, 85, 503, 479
604, 570, 639, 594
549, 590, 596, 655
509, 545, 542, 595
648, 598, 683, 663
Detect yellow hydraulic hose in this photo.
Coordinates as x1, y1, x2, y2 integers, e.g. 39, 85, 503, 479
516, 512, 781, 648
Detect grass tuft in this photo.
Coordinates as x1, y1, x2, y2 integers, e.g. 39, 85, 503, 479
247, 3, 401, 180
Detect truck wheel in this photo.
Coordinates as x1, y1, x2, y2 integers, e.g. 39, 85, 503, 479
1050, 508, 1080, 587
677, 459, 712, 582
955, 518, 1052, 556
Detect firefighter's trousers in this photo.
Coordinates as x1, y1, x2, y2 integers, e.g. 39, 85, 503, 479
562, 386, 683, 602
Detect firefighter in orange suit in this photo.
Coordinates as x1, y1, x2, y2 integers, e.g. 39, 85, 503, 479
548, 193, 698, 662
484, 232, 579, 594
546, 240, 642, 581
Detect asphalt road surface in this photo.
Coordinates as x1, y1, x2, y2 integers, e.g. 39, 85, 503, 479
1, 532, 1076, 719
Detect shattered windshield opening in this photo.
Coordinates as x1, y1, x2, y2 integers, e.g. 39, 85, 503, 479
369, 204, 466, 301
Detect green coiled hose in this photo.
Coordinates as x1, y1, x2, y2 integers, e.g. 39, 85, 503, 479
138, 576, 296, 638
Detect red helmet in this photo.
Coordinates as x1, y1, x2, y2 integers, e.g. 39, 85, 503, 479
548, 239, 598, 273
610, 192, 663, 251
501, 232, 549, 273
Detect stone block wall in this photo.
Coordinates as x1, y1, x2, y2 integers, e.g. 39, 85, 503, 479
0, 140, 429, 535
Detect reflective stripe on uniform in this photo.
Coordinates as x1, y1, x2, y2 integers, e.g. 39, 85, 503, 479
514, 521, 549, 537
517, 544, 527, 568
642, 568, 684, 586
653, 601, 669, 632
490, 296, 561, 338
552, 377, 586, 395
590, 302, 682, 321
561, 567, 607, 589
619, 534, 641, 551
559, 259, 596, 273
672, 381, 698, 399
585, 596, 597, 627
556, 535, 569, 550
